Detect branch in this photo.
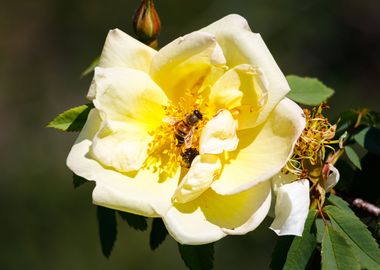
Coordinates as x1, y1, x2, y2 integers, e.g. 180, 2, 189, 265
352, 198, 380, 218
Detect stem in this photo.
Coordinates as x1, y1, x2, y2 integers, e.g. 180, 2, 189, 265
352, 198, 380, 217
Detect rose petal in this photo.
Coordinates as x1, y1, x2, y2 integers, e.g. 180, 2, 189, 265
150, 31, 226, 102
172, 155, 221, 203
211, 98, 306, 195
202, 14, 290, 127
200, 110, 238, 154
201, 14, 251, 33
209, 64, 267, 121
270, 179, 310, 236
208, 64, 268, 129
67, 109, 180, 217
100, 29, 155, 69
268, 172, 298, 217
91, 125, 151, 172
87, 29, 156, 99
161, 181, 271, 244
326, 165, 340, 191
90, 67, 167, 132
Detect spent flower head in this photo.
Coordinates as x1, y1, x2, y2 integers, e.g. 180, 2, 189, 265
284, 103, 338, 182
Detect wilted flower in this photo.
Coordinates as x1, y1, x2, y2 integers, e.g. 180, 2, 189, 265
67, 14, 306, 244
270, 104, 340, 236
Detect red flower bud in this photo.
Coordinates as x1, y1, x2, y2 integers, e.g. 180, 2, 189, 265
133, 0, 161, 48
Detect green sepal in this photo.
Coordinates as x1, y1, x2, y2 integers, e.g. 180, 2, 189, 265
81, 56, 100, 78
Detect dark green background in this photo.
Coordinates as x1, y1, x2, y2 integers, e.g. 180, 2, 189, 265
1, 0, 379, 269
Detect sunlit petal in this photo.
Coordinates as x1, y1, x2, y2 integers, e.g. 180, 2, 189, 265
200, 110, 238, 154
162, 181, 271, 244
211, 98, 306, 195
67, 109, 180, 217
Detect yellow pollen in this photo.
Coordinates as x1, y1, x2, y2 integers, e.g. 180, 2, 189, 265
143, 91, 209, 178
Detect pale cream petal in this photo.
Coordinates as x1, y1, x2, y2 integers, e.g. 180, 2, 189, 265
200, 110, 238, 154
270, 179, 310, 236
99, 29, 155, 70
150, 31, 226, 102
211, 98, 306, 195
173, 155, 221, 204
271, 171, 298, 195
87, 29, 156, 99
268, 172, 298, 217
163, 204, 226, 245
66, 109, 180, 217
202, 15, 290, 127
202, 14, 251, 33
90, 67, 167, 132
162, 181, 271, 244
91, 125, 151, 173
208, 64, 268, 129
325, 165, 340, 191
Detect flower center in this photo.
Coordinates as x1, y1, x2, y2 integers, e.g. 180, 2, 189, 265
143, 93, 208, 178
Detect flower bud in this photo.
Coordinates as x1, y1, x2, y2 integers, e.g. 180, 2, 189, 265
133, 0, 161, 49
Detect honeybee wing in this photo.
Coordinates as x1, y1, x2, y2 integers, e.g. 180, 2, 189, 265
162, 116, 179, 125
184, 127, 196, 149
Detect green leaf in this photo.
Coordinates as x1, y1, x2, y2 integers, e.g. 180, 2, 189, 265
178, 243, 214, 270
47, 103, 93, 132
327, 194, 353, 213
149, 218, 168, 250
97, 206, 117, 258
81, 56, 100, 78
270, 236, 295, 270
72, 173, 87, 188
282, 209, 318, 270
344, 146, 362, 170
315, 218, 326, 244
286, 75, 334, 105
321, 226, 360, 270
354, 127, 380, 157
362, 110, 380, 127
335, 110, 359, 138
118, 211, 147, 231
324, 205, 380, 269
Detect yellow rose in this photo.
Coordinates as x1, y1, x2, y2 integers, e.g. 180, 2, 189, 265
67, 14, 306, 244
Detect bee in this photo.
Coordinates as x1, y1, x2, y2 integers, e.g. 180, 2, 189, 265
164, 110, 203, 148
163, 110, 203, 167
181, 147, 199, 168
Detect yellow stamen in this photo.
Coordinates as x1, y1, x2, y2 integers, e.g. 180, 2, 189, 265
143, 91, 208, 178
284, 104, 338, 179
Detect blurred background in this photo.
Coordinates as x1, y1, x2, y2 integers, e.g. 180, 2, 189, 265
1, 0, 380, 269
